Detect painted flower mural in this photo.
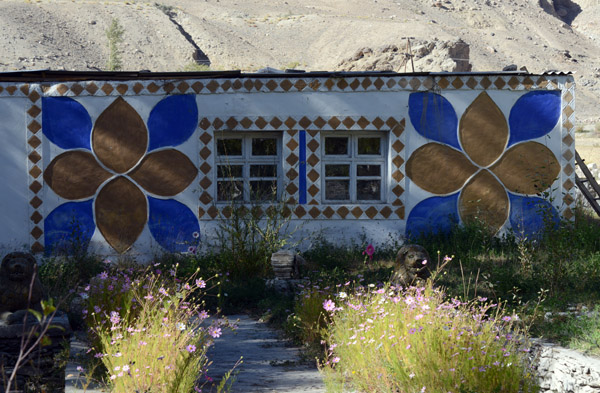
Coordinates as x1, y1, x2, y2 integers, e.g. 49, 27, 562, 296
406, 90, 561, 238
42, 95, 200, 254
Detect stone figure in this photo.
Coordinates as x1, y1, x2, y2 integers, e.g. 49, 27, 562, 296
0, 252, 45, 325
390, 244, 431, 287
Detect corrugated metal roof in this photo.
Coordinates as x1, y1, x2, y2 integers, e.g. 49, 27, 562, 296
0, 69, 573, 82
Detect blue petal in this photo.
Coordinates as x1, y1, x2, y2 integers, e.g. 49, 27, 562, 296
42, 97, 92, 150
408, 92, 460, 149
508, 91, 561, 147
406, 193, 460, 239
147, 95, 198, 151
147, 197, 200, 252
508, 193, 559, 238
44, 200, 95, 256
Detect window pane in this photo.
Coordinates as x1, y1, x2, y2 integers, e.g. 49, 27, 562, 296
252, 138, 277, 156
325, 164, 350, 177
250, 180, 277, 201
357, 137, 381, 155
357, 164, 381, 177
217, 138, 242, 156
217, 180, 243, 201
250, 164, 277, 177
357, 180, 381, 200
324, 137, 349, 155
325, 180, 350, 200
217, 165, 243, 178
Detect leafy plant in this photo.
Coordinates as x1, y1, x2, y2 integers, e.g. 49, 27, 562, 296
215, 197, 298, 280
106, 18, 125, 71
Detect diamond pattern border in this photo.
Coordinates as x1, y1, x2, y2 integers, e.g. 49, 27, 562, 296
560, 80, 576, 221
197, 128, 215, 219
304, 130, 321, 205
0, 83, 31, 98
199, 115, 405, 220
283, 130, 300, 205
33, 75, 568, 98
199, 115, 404, 132
26, 85, 44, 253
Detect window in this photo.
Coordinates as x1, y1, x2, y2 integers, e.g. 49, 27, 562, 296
215, 132, 281, 202
322, 133, 386, 203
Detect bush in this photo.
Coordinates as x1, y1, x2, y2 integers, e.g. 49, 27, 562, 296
321, 283, 539, 393
213, 198, 297, 280
84, 265, 234, 392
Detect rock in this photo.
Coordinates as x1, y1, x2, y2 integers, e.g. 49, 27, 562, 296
502, 64, 518, 71
270, 250, 305, 279
531, 339, 600, 393
337, 38, 472, 73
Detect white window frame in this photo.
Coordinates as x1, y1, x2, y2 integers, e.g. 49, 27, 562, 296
321, 132, 387, 204
215, 131, 282, 203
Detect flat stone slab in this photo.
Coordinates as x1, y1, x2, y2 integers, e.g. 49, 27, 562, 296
64, 314, 325, 393
206, 314, 325, 393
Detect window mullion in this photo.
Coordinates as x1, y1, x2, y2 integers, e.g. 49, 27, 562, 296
244, 137, 250, 202
350, 136, 356, 203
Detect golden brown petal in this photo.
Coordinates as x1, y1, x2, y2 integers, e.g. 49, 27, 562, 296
406, 143, 478, 194
459, 170, 509, 233
129, 149, 198, 197
92, 97, 148, 174
95, 177, 147, 254
459, 92, 508, 167
490, 142, 560, 195
44, 151, 111, 199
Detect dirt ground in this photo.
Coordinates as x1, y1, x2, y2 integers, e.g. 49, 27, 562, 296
1, 0, 599, 160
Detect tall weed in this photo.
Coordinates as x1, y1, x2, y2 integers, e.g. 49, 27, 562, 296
86, 266, 234, 392
321, 283, 538, 393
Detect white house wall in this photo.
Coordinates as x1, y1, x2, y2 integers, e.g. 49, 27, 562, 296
0, 74, 576, 258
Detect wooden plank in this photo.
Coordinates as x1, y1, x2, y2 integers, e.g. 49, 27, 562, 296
575, 150, 600, 216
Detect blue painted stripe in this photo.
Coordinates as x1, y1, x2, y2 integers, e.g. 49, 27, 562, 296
298, 130, 307, 204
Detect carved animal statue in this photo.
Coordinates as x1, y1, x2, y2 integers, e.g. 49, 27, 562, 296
390, 244, 431, 287
0, 252, 44, 325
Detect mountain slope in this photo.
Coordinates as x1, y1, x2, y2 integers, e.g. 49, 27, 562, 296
0, 0, 598, 123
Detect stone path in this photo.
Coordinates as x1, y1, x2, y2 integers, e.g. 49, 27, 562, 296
65, 314, 325, 393
206, 314, 325, 393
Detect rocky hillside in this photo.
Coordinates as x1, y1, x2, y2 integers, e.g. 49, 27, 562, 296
1, 0, 599, 123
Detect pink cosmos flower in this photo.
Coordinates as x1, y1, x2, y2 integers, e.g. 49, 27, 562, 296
186, 344, 196, 353
323, 299, 336, 312
208, 326, 222, 338
196, 279, 206, 289
362, 244, 375, 260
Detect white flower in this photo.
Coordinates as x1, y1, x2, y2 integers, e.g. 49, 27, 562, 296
338, 292, 347, 299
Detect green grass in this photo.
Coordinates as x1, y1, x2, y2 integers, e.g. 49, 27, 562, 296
35, 205, 600, 391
